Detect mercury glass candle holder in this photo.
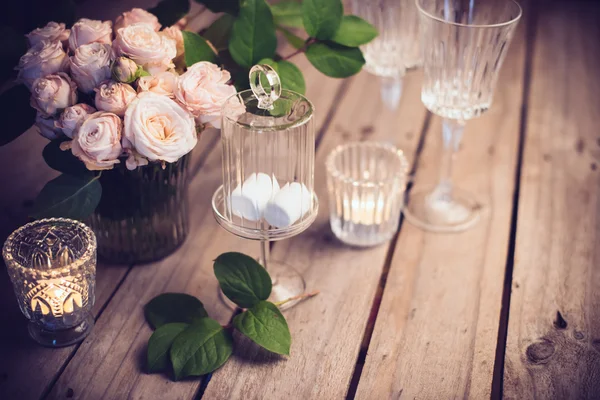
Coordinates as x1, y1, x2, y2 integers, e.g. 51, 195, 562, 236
212, 64, 317, 310
3, 218, 96, 347
326, 142, 408, 247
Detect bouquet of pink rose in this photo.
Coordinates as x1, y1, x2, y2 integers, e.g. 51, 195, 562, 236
13, 8, 239, 263
19, 9, 234, 173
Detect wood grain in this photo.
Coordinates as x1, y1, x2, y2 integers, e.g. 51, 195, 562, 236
201, 69, 428, 399
503, 3, 600, 399
354, 11, 528, 400
44, 55, 346, 400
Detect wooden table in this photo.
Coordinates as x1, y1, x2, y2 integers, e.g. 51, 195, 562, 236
1, 1, 599, 399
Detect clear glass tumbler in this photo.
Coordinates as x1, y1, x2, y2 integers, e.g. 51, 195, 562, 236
326, 142, 408, 247
351, 0, 422, 109
212, 65, 317, 309
404, 0, 522, 233
3, 218, 96, 347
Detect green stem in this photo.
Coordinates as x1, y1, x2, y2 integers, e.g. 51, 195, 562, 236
281, 38, 317, 61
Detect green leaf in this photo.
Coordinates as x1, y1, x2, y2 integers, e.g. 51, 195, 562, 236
0, 85, 35, 146
278, 60, 306, 95
148, 0, 190, 27
203, 14, 235, 52
228, 0, 277, 68
170, 318, 233, 379
30, 173, 102, 221
331, 15, 378, 47
305, 42, 365, 78
182, 31, 218, 67
257, 58, 305, 95
144, 293, 208, 329
277, 26, 305, 50
147, 323, 189, 373
43, 139, 88, 177
302, 0, 343, 40
194, 0, 239, 15
213, 252, 272, 308
270, 1, 303, 29
233, 301, 291, 355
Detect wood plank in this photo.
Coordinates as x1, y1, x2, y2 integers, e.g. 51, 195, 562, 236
354, 10, 528, 400
45, 57, 346, 400
503, 3, 600, 399
202, 67, 428, 398
0, 5, 213, 400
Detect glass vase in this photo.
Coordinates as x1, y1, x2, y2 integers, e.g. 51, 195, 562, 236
87, 154, 190, 264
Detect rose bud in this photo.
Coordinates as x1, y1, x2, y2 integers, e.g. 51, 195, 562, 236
111, 57, 139, 83
94, 80, 136, 117
30, 73, 78, 117
55, 103, 96, 138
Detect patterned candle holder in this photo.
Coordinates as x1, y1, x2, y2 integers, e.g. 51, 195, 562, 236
3, 218, 96, 347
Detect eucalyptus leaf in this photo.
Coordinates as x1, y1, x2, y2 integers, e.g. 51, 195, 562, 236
30, 173, 102, 221
182, 31, 218, 66
148, 0, 190, 27
305, 42, 365, 78
233, 301, 291, 355
0, 84, 35, 146
144, 293, 208, 329
302, 0, 343, 40
147, 323, 189, 373
43, 139, 88, 176
228, 0, 277, 68
194, 0, 239, 15
213, 252, 272, 308
277, 26, 305, 50
270, 1, 303, 29
203, 14, 235, 52
331, 15, 378, 47
170, 318, 233, 379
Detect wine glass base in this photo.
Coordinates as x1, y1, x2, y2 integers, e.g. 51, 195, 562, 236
219, 260, 306, 312
28, 314, 94, 347
404, 185, 482, 233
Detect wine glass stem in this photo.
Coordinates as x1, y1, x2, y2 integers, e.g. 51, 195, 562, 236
435, 118, 465, 201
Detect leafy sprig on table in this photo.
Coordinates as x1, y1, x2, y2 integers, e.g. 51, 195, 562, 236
145, 252, 317, 380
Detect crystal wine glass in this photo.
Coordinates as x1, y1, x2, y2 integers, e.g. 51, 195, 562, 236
351, 0, 422, 109
404, 0, 522, 233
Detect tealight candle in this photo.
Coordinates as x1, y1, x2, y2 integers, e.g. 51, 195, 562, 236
3, 218, 96, 347
326, 142, 408, 247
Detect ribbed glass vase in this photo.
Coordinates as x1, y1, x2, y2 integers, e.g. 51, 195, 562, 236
87, 155, 190, 264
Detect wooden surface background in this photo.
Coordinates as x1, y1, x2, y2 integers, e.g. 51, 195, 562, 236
0, 0, 599, 399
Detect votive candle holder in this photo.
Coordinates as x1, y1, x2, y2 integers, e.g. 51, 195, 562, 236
326, 142, 408, 247
3, 218, 96, 347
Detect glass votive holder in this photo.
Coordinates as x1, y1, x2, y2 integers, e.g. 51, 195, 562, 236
326, 142, 409, 247
3, 218, 96, 347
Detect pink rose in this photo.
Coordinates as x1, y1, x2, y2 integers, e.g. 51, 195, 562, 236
35, 112, 62, 140
55, 104, 96, 138
30, 73, 77, 117
174, 62, 236, 129
26, 22, 70, 47
70, 112, 123, 170
112, 23, 176, 74
124, 92, 196, 164
94, 81, 136, 116
69, 18, 112, 52
16, 41, 68, 89
69, 43, 112, 93
137, 71, 177, 97
114, 8, 161, 32
160, 26, 184, 58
